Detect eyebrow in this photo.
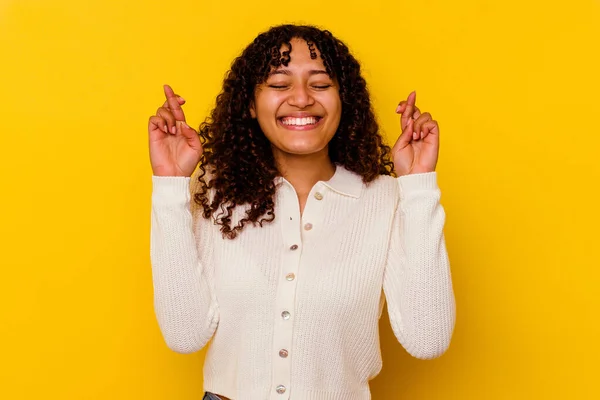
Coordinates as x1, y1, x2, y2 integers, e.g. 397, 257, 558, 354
268, 69, 330, 77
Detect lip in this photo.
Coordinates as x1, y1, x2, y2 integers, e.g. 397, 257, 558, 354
279, 112, 322, 118
277, 116, 324, 131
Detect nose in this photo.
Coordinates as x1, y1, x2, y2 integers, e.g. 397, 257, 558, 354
287, 85, 314, 109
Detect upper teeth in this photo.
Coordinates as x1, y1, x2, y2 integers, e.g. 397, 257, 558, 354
282, 117, 318, 126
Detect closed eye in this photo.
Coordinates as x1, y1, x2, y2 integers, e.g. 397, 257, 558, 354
268, 84, 331, 89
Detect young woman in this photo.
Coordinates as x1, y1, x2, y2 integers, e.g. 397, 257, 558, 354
148, 24, 455, 400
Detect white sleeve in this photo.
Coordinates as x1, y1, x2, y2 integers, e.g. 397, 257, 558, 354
383, 172, 456, 359
150, 175, 219, 353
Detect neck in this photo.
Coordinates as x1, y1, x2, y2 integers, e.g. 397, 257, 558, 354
274, 148, 335, 196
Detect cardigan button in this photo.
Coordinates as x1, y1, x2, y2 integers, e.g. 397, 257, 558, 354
279, 349, 289, 358
290, 244, 298, 250
281, 311, 291, 320
304, 223, 313, 231
314, 192, 323, 200
276, 385, 286, 394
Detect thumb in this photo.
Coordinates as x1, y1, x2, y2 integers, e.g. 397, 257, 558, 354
177, 120, 198, 140
393, 118, 414, 152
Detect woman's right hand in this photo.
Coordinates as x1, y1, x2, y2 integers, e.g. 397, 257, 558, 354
148, 85, 203, 177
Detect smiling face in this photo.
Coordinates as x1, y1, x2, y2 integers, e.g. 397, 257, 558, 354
250, 38, 342, 160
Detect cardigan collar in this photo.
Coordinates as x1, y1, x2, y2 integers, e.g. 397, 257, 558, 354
275, 165, 364, 199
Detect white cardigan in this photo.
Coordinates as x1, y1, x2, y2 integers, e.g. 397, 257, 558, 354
150, 166, 456, 400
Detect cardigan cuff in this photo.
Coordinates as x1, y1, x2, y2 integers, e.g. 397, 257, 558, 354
151, 175, 191, 206
396, 171, 439, 193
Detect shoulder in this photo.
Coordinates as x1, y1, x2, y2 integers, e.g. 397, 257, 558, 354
334, 167, 400, 211
325, 166, 399, 200
362, 173, 401, 200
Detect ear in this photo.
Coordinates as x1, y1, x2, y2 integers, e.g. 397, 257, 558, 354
249, 101, 256, 118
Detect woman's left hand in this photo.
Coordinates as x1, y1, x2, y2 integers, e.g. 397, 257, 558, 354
392, 91, 440, 176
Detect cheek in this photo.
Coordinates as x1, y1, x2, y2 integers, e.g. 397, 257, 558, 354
324, 96, 342, 124
253, 95, 283, 143
322, 91, 341, 112
256, 94, 283, 120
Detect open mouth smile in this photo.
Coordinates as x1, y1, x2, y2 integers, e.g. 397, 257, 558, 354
278, 116, 323, 131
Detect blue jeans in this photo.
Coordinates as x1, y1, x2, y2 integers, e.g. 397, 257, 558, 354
203, 393, 222, 400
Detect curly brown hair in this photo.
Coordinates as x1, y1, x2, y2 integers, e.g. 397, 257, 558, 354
194, 24, 394, 239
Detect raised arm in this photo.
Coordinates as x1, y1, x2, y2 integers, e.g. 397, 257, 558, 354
148, 85, 219, 353
385, 91, 455, 359
383, 172, 455, 359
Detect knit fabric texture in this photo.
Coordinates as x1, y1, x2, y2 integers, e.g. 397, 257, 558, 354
150, 166, 456, 400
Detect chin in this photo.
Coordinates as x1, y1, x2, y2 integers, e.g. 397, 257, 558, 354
277, 141, 329, 156
283, 146, 325, 156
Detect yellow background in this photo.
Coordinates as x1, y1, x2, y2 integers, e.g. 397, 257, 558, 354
1, 0, 598, 398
